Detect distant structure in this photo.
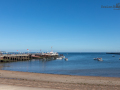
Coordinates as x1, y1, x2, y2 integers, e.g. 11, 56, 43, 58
106, 52, 120, 55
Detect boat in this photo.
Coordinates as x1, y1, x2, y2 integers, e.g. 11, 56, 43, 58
56, 57, 62, 59
97, 58, 103, 61
112, 55, 115, 57
93, 58, 103, 61
65, 58, 68, 61
61, 56, 65, 58
93, 58, 98, 60
42, 51, 59, 56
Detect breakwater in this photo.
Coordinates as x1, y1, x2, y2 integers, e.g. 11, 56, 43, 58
106, 52, 120, 55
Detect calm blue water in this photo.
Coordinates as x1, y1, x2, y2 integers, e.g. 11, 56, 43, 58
0, 53, 120, 77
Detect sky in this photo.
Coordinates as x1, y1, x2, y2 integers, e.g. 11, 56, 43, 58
0, 0, 120, 52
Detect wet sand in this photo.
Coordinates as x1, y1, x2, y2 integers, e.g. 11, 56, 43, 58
0, 70, 120, 90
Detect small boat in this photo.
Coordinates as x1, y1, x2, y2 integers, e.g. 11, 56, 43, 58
56, 57, 62, 59
112, 55, 115, 57
97, 58, 103, 61
93, 58, 98, 60
93, 58, 103, 61
61, 56, 65, 58
119, 58, 120, 60
65, 58, 68, 61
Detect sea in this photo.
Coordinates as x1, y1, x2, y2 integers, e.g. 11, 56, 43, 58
0, 52, 120, 77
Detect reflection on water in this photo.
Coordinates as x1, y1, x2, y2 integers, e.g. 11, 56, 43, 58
0, 62, 10, 70
0, 53, 120, 77
0, 66, 3, 69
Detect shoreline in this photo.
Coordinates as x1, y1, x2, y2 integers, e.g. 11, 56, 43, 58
0, 70, 120, 85
0, 70, 120, 90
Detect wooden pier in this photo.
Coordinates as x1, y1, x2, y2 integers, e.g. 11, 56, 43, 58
0, 54, 31, 62
0, 53, 59, 62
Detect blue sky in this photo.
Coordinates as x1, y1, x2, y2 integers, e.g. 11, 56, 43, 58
0, 0, 120, 52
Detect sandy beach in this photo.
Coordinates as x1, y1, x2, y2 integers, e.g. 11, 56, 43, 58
0, 70, 120, 90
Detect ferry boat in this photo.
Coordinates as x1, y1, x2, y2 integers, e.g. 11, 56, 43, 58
41, 51, 59, 56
